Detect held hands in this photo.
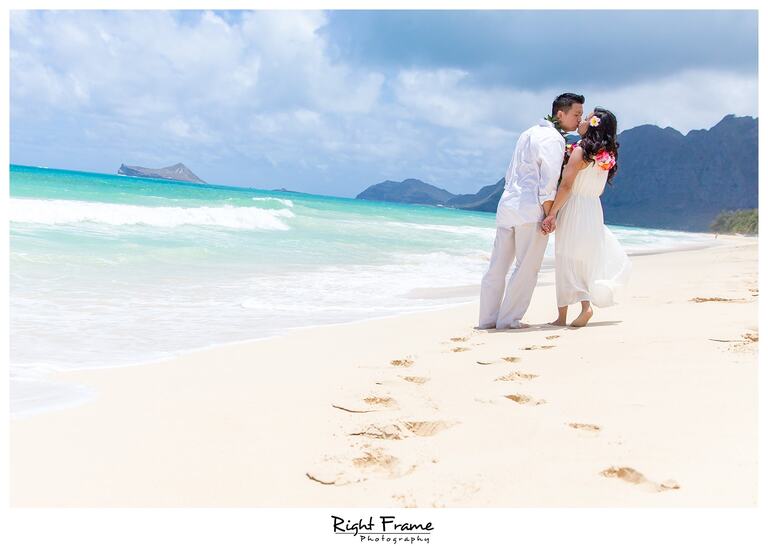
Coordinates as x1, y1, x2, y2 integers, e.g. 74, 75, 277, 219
541, 214, 557, 234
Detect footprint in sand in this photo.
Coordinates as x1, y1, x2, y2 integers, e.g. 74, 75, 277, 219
450, 336, 469, 342
568, 422, 601, 432
400, 375, 430, 385
546, 335, 560, 340
350, 423, 409, 440
404, 420, 456, 437
495, 371, 538, 382
742, 331, 759, 343
306, 446, 416, 486
709, 331, 759, 352
363, 396, 399, 408
451, 347, 470, 352
523, 345, 555, 351
709, 331, 758, 343
332, 394, 398, 414
390, 358, 415, 367
352, 448, 409, 476
600, 466, 680, 492
349, 420, 456, 440
504, 393, 546, 405
731, 331, 759, 353
477, 355, 522, 366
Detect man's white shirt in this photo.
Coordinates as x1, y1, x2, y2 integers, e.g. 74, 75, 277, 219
495, 119, 566, 229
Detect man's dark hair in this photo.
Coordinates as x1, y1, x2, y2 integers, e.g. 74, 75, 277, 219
551, 93, 585, 117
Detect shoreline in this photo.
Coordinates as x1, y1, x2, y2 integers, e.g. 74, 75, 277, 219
10, 298, 485, 419
11, 236, 722, 419
10, 235, 757, 507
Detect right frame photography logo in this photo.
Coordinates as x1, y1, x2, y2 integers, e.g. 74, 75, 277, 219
331, 514, 434, 543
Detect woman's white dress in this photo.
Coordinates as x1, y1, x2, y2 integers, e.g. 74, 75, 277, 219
554, 160, 632, 308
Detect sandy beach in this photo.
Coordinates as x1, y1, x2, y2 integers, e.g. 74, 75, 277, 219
10, 235, 758, 508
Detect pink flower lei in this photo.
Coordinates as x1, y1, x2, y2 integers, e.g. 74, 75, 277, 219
564, 141, 615, 171
594, 149, 616, 171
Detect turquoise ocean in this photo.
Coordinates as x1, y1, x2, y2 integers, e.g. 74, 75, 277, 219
9, 164, 717, 416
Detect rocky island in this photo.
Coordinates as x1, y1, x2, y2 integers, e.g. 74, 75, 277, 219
117, 162, 206, 184
356, 178, 456, 206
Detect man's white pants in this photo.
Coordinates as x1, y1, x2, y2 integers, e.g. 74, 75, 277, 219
478, 222, 549, 329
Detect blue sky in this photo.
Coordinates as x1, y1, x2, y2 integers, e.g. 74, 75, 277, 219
10, 10, 758, 197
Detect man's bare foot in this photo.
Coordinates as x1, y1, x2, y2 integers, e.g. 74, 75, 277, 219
570, 308, 593, 327
475, 324, 495, 330
508, 322, 530, 329
549, 319, 567, 326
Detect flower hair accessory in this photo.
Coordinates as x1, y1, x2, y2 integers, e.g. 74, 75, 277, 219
594, 149, 616, 171
589, 115, 601, 127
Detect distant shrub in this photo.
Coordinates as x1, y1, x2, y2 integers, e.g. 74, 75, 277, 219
710, 209, 758, 234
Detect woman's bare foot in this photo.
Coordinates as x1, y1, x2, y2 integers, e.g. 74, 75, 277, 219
570, 307, 593, 327
550, 306, 568, 326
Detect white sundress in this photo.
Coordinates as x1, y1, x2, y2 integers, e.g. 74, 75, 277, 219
554, 160, 632, 308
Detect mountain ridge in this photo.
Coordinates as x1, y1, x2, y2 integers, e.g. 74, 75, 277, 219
354, 114, 758, 231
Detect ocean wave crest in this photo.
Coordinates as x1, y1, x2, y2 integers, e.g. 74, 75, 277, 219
10, 198, 295, 231
252, 197, 294, 208
383, 221, 495, 237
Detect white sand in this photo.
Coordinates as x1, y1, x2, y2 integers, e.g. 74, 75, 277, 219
10, 236, 758, 507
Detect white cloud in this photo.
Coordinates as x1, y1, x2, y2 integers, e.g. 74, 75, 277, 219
393, 68, 489, 129
580, 69, 758, 134
10, 10, 758, 196
162, 116, 213, 143
391, 66, 758, 138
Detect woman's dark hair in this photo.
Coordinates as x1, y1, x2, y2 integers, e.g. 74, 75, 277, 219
551, 93, 585, 117
579, 107, 620, 184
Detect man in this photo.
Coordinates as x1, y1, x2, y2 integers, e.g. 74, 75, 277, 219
478, 93, 584, 329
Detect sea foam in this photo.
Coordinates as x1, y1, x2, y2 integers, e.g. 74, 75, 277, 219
10, 198, 294, 231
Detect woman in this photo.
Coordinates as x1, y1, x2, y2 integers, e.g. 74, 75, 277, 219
541, 107, 631, 327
